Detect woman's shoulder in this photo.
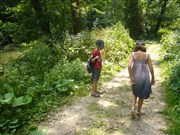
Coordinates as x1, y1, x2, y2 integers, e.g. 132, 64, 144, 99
138, 52, 150, 55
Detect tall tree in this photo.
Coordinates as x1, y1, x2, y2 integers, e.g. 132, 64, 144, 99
154, 0, 169, 34
124, 0, 143, 39
70, 0, 82, 34
30, 0, 51, 34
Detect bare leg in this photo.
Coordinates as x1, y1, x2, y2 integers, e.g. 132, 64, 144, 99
132, 95, 137, 109
131, 95, 137, 116
137, 98, 143, 113
91, 80, 100, 97
92, 80, 97, 92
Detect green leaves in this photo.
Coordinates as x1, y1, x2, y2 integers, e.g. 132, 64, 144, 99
4, 83, 13, 91
12, 96, 32, 107
161, 29, 180, 134
0, 20, 134, 134
0, 93, 32, 107
30, 127, 47, 135
43, 59, 90, 95
0, 93, 14, 104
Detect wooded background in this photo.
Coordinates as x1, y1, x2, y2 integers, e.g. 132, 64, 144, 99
0, 0, 179, 45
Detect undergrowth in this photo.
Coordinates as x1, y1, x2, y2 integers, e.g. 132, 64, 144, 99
0, 22, 134, 135
160, 30, 180, 135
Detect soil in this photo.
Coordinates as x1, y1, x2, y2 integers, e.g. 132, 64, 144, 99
40, 44, 168, 135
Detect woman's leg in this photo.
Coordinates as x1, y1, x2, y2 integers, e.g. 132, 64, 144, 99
131, 95, 137, 116
132, 95, 137, 109
137, 98, 143, 113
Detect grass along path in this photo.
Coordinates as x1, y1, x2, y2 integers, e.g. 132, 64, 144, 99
39, 43, 167, 135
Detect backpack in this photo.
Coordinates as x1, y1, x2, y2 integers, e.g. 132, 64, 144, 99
86, 55, 95, 73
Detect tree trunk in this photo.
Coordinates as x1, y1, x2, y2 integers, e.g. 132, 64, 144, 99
125, 0, 143, 40
70, 0, 82, 35
154, 0, 168, 34
31, 0, 51, 34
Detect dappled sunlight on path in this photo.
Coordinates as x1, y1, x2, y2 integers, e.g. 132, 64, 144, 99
40, 44, 167, 135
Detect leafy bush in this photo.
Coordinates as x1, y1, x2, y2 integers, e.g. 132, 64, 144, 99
43, 59, 90, 95
0, 22, 134, 134
161, 30, 180, 60
19, 41, 55, 80
103, 22, 134, 64
62, 30, 96, 61
157, 28, 169, 38
163, 62, 180, 135
0, 40, 54, 134
160, 30, 180, 134
0, 40, 92, 134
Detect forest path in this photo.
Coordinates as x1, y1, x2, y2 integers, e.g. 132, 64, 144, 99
40, 44, 168, 135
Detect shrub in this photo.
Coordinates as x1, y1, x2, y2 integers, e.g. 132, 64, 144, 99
0, 22, 134, 134
42, 59, 90, 95
160, 30, 180, 134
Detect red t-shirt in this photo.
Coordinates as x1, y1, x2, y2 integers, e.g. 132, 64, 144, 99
93, 49, 102, 69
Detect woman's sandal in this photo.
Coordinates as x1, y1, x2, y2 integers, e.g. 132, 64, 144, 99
91, 92, 100, 97
131, 107, 136, 116
95, 91, 103, 95
137, 111, 145, 117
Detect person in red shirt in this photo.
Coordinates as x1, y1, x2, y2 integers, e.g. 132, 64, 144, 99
91, 40, 104, 97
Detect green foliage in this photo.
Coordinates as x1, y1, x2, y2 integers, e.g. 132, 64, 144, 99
0, 0, 180, 45
157, 28, 169, 38
0, 39, 92, 134
0, 2, 41, 44
161, 30, 180, 61
43, 59, 90, 95
30, 127, 47, 135
0, 21, 133, 134
0, 40, 57, 134
103, 22, 134, 64
80, 0, 112, 29
45, 0, 72, 34
162, 0, 180, 29
19, 41, 55, 80
62, 30, 96, 61
160, 29, 180, 134
105, 0, 125, 25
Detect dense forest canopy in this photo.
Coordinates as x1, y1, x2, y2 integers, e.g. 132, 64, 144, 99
0, 0, 179, 46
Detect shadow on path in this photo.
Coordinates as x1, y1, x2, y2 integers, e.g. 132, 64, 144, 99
39, 44, 167, 135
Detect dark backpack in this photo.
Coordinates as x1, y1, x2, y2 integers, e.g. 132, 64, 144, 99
86, 55, 95, 73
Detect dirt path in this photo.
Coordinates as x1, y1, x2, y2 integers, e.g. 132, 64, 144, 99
40, 44, 167, 135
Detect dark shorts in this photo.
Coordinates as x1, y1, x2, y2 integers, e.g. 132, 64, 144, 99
92, 68, 101, 82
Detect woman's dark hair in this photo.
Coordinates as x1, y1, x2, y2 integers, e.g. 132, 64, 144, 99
136, 40, 145, 46
133, 45, 146, 52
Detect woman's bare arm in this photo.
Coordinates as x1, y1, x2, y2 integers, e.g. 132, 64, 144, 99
148, 54, 155, 85
128, 54, 133, 78
128, 53, 135, 84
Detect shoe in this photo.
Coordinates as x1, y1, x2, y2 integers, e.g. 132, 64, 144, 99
95, 91, 103, 95
137, 111, 145, 117
91, 92, 100, 97
131, 108, 136, 116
